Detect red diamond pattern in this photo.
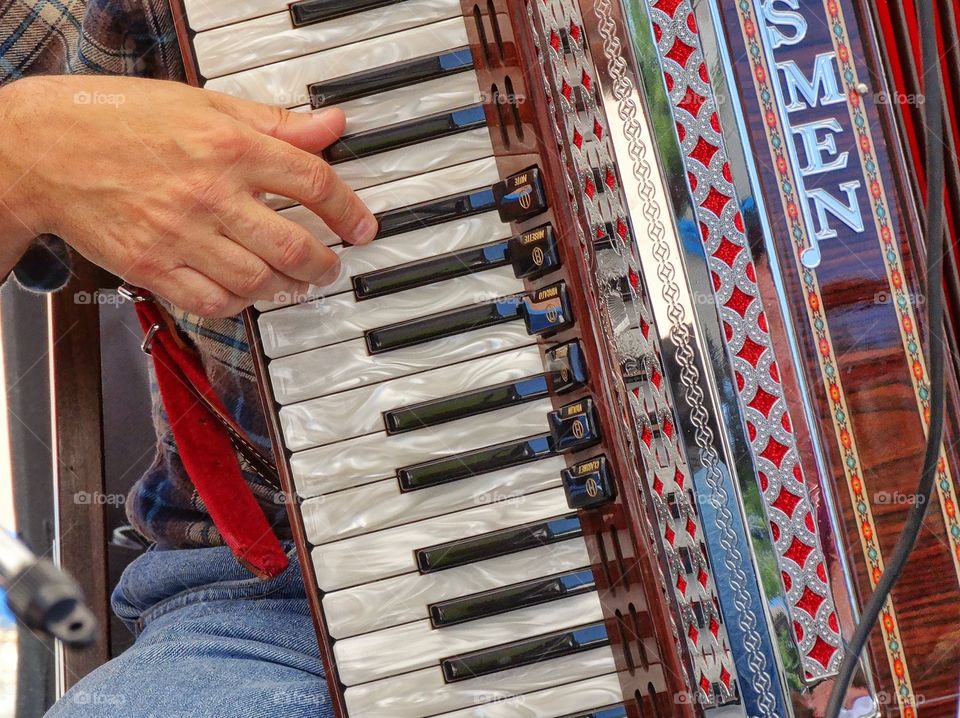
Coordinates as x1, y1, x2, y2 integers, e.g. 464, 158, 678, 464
678, 88, 706, 119
713, 237, 743, 267
795, 586, 825, 617
808, 636, 838, 669
736, 335, 765, 367
665, 37, 695, 67
725, 286, 754, 317
784, 536, 814, 567
701, 187, 732, 217
760, 436, 789, 467
748, 386, 778, 418
771, 487, 802, 518
690, 136, 719, 167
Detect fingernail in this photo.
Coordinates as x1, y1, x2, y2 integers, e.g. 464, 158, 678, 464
310, 107, 341, 122
350, 215, 378, 245
315, 256, 342, 287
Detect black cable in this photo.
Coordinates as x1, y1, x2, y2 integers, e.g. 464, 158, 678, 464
824, 1, 948, 716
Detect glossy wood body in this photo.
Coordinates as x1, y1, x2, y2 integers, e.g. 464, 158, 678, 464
711, 1, 960, 715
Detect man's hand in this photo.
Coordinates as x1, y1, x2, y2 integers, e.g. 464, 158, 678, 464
0, 75, 377, 317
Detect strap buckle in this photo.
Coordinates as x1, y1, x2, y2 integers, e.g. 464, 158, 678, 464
117, 283, 151, 303
141, 323, 161, 356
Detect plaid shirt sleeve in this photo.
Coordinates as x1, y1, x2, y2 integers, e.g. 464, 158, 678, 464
3, 0, 183, 292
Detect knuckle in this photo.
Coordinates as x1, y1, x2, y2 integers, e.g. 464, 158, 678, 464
235, 260, 273, 296
305, 160, 333, 203
211, 124, 251, 159
193, 289, 233, 318
275, 232, 312, 272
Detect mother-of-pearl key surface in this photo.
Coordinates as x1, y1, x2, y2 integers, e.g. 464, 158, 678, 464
180, 2, 632, 715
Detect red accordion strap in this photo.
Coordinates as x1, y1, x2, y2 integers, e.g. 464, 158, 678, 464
133, 297, 288, 580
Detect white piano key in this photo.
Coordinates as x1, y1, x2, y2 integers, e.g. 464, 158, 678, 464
302, 455, 566, 543
321, 538, 590, 637
343, 648, 617, 717
340, 72, 482, 135
264, 129, 493, 209
310, 487, 572, 589
266, 324, 533, 402
314, 211, 511, 298
194, 0, 464, 79
274, 156, 500, 246
182, 0, 280, 32
336, 128, 493, 191
279, 346, 543, 448
433, 674, 628, 718
334, 591, 604, 685
258, 265, 523, 358
257, 211, 508, 312
205, 18, 469, 107
292, 398, 552, 498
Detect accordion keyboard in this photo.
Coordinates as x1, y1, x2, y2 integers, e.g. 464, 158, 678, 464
176, 1, 656, 716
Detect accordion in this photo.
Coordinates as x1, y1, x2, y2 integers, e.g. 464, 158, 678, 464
170, 0, 960, 716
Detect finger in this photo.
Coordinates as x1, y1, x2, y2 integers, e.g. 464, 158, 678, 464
144, 265, 249, 319
182, 233, 306, 302
244, 138, 378, 246
205, 90, 346, 154
220, 197, 342, 286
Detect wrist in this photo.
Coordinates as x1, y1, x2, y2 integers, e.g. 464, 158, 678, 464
0, 77, 52, 248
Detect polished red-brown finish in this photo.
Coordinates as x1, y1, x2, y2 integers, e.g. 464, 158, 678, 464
712, 1, 960, 715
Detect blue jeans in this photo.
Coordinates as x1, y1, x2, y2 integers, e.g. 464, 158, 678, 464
45, 545, 334, 718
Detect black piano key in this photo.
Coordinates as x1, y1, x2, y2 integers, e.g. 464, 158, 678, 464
290, 0, 406, 27
354, 240, 510, 300
365, 296, 522, 355
384, 374, 549, 435
375, 187, 497, 239
397, 434, 554, 491
324, 104, 487, 164
548, 397, 602, 452
417, 513, 581, 573
310, 47, 474, 108
493, 166, 548, 222
441, 621, 608, 682
429, 568, 595, 627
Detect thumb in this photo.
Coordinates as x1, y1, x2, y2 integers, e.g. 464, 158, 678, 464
205, 90, 346, 153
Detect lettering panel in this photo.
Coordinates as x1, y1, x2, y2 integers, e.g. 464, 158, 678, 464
715, 0, 960, 713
